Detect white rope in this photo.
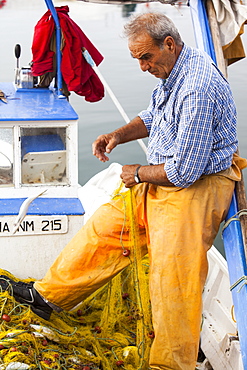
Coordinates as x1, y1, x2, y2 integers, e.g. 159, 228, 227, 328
83, 49, 147, 154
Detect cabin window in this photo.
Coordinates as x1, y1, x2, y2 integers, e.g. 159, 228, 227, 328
0, 128, 14, 187
20, 127, 68, 185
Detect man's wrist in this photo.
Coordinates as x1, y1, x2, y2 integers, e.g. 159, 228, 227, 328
134, 165, 142, 183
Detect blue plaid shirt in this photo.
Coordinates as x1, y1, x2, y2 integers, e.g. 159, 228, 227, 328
139, 44, 238, 188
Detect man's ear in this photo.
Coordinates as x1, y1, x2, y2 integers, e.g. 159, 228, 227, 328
164, 36, 175, 52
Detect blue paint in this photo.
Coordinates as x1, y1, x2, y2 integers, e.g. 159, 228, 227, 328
190, 1, 247, 365
21, 134, 65, 157
0, 198, 84, 216
44, 0, 63, 97
223, 193, 247, 368
0, 82, 78, 121
196, 0, 217, 63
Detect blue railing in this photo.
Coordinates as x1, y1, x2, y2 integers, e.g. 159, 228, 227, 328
44, 0, 64, 98
190, 0, 247, 366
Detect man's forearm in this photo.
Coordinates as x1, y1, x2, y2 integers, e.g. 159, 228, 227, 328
121, 164, 175, 188
138, 164, 175, 186
92, 116, 148, 162
113, 116, 148, 144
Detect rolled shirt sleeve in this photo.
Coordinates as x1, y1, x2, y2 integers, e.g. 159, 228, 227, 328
164, 91, 214, 187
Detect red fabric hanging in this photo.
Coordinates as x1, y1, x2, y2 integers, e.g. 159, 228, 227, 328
31, 6, 104, 102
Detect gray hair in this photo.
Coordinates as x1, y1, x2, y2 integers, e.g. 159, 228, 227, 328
123, 12, 183, 48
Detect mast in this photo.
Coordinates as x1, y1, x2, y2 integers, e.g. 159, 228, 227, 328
206, 0, 247, 264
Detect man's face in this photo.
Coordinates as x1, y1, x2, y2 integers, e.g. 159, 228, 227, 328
128, 33, 177, 80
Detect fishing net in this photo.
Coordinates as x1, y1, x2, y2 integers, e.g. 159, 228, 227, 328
0, 186, 153, 370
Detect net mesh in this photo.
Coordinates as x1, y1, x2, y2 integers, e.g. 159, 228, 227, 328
0, 187, 153, 370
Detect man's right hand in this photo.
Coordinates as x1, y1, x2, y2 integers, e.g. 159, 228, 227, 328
92, 132, 120, 162
92, 117, 148, 162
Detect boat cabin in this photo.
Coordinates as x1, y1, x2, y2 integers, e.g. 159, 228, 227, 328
0, 73, 84, 279
0, 82, 79, 195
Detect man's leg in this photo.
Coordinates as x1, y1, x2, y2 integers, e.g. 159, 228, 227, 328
145, 175, 235, 370
0, 192, 147, 317
35, 200, 147, 311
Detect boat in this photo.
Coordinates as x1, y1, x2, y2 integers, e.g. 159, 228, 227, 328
189, 1, 247, 369
0, 0, 247, 369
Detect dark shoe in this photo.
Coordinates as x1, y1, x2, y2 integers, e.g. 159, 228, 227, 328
0, 275, 52, 320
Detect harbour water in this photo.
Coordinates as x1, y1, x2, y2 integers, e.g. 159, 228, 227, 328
0, 0, 247, 253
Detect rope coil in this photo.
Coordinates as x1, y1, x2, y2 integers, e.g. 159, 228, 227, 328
221, 209, 247, 236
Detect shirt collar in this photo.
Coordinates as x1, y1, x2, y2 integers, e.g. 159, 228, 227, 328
162, 43, 190, 91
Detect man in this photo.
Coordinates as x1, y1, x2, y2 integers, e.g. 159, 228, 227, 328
1, 12, 246, 370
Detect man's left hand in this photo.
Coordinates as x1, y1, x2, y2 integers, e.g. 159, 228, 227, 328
120, 164, 141, 188
120, 163, 175, 188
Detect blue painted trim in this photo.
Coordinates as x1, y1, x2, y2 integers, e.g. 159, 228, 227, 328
197, 0, 217, 63
0, 198, 85, 216
222, 192, 247, 367
190, 0, 216, 63
16, 88, 50, 93
0, 83, 78, 121
190, 0, 247, 364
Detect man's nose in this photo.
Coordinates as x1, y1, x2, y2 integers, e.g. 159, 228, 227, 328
139, 59, 149, 72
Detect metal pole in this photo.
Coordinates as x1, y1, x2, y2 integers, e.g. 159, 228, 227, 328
82, 50, 147, 154
190, 0, 247, 366
206, 0, 247, 260
44, 0, 64, 98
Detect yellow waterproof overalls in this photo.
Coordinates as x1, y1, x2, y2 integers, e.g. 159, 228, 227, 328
34, 154, 247, 370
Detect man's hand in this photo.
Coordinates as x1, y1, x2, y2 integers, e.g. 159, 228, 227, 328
120, 164, 141, 188
121, 164, 175, 188
92, 117, 148, 162
92, 133, 120, 162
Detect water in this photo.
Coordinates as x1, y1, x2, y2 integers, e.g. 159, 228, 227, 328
0, 0, 247, 253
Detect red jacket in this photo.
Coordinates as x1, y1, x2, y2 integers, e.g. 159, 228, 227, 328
31, 6, 104, 102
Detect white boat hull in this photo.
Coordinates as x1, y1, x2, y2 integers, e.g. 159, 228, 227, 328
201, 246, 243, 369
1, 215, 84, 280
